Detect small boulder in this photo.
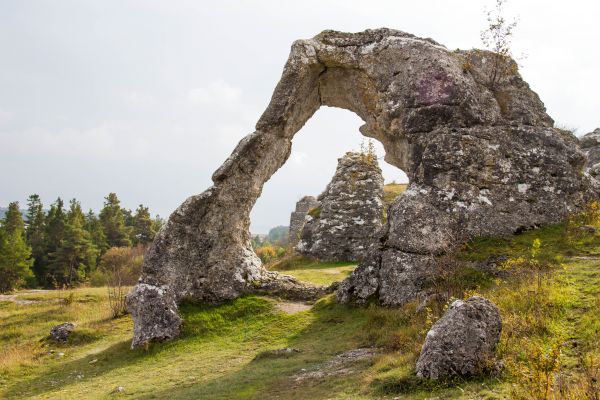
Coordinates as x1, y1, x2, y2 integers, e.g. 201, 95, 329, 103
576, 225, 597, 235
416, 296, 501, 380
50, 322, 75, 344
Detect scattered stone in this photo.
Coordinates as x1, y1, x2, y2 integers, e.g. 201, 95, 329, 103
255, 347, 301, 360
416, 297, 502, 380
289, 196, 320, 247
576, 225, 597, 235
297, 151, 384, 262
112, 386, 125, 394
128, 28, 597, 347
50, 323, 75, 344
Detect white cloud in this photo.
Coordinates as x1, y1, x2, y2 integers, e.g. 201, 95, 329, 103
290, 151, 308, 165
123, 92, 156, 108
188, 80, 242, 108
0, 109, 12, 125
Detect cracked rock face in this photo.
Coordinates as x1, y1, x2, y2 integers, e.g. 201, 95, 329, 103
289, 196, 320, 247
580, 128, 600, 175
128, 28, 596, 347
416, 297, 502, 379
297, 151, 384, 261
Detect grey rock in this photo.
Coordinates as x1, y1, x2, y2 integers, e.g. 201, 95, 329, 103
50, 322, 75, 344
126, 284, 182, 348
416, 296, 502, 379
297, 151, 384, 261
128, 28, 597, 347
289, 196, 320, 247
580, 128, 600, 171
255, 347, 301, 360
576, 225, 597, 235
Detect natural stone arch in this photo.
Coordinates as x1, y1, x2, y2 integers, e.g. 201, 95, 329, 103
127, 28, 594, 348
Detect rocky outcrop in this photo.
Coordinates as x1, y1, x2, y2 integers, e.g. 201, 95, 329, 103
128, 28, 596, 347
50, 322, 75, 344
580, 128, 600, 175
416, 297, 502, 379
289, 196, 320, 246
297, 152, 384, 261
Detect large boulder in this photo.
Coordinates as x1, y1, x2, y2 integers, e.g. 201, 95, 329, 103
288, 196, 320, 247
128, 28, 596, 347
297, 151, 384, 261
416, 297, 502, 379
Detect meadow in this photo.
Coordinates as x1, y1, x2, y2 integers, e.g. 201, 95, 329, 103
1, 222, 600, 399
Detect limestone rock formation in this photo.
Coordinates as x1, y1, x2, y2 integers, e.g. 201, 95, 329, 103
289, 196, 320, 247
297, 151, 384, 261
128, 28, 596, 347
50, 322, 75, 344
580, 128, 600, 174
416, 297, 502, 379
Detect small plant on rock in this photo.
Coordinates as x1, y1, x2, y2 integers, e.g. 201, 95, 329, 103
480, 0, 519, 89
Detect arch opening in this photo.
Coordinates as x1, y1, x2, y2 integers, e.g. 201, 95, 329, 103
250, 106, 408, 237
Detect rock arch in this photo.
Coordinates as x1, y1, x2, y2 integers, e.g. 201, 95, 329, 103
127, 28, 594, 347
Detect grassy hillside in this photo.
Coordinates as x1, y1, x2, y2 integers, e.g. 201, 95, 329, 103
2, 221, 600, 399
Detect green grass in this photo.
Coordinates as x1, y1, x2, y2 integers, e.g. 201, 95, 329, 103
2, 222, 600, 399
269, 256, 356, 285
383, 183, 408, 208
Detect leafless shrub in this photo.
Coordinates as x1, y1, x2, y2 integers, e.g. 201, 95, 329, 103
99, 245, 144, 318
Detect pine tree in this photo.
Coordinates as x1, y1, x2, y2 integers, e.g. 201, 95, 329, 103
4, 202, 25, 234
99, 193, 131, 248
47, 199, 99, 286
132, 204, 156, 245
26, 194, 46, 283
85, 209, 108, 255
0, 202, 33, 292
45, 198, 66, 252
44, 198, 67, 286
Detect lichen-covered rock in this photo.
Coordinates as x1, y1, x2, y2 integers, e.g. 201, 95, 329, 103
297, 152, 384, 261
416, 297, 502, 379
128, 28, 597, 347
126, 284, 182, 348
580, 128, 600, 173
289, 196, 320, 246
50, 322, 75, 343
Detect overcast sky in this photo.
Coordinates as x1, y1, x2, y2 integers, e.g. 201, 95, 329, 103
1, 0, 598, 233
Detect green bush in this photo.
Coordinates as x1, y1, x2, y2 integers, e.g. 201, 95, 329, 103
89, 270, 108, 287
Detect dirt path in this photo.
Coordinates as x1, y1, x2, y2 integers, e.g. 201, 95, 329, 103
273, 300, 312, 314
0, 290, 51, 305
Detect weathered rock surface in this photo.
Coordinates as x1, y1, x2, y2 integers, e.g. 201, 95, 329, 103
416, 297, 502, 379
297, 152, 384, 261
128, 28, 596, 347
50, 322, 75, 343
580, 128, 600, 174
289, 196, 320, 246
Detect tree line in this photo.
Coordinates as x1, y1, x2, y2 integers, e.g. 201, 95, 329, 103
0, 193, 163, 292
